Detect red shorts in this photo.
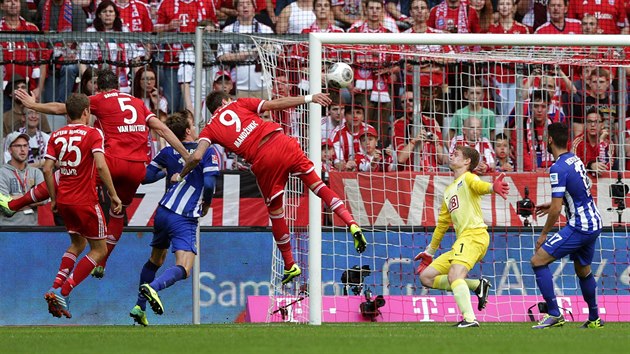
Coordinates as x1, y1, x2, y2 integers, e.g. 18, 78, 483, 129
100, 155, 146, 205
250, 133, 314, 205
57, 202, 107, 240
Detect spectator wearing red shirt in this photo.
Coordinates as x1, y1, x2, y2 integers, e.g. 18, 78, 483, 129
393, 89, 446, 172
570, 109, 614, 176
534, 0, 582, 34
0, 0, 42, 106
487, 0, 529, 125
568, 0, 628, 34
115, 0, 154, 32
355, 125, 395, 172
428, 0, 481, 52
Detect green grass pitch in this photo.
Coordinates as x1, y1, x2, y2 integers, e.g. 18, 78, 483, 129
2, 322, 629, 354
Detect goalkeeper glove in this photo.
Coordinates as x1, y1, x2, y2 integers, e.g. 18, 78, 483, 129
413, 247, 435, 275
493, 172, 509, 200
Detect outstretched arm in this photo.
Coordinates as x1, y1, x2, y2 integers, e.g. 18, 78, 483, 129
147, 117, 190, 161
180, 139, 210, 179
261, 93, 332, 112
14, 89, 66, 115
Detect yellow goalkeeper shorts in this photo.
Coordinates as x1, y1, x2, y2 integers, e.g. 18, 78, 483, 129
430, 228, 490, 273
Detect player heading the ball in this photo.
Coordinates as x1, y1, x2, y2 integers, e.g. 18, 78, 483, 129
179, 91, 367, 284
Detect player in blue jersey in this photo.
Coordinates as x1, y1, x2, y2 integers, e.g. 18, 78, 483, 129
129, 112, 220, 326
531, 122, 603, 329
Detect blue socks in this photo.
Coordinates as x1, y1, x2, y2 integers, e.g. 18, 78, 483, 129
150, 265, 187, 292
533, 265, 561, 317
136, 260, 161, 310
579, 273, 599, 321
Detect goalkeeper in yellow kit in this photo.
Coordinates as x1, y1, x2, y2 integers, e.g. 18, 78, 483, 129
416, 145, 509, 328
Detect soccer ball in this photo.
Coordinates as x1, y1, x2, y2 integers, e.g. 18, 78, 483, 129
327, 62, 353, 89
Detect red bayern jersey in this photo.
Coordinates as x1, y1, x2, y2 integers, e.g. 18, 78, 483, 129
89, 90, 156, 162
45, 124, 105, 205
117, 0, 154, 32
535, 19, 583, 34
199, 98, 282, 162
157, 0, 217, 32
0, 17, 42, 91
568, 0, 627, 34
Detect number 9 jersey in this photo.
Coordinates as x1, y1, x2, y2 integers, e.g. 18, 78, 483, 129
198, 98, 282, 162
45, 124, 105, 206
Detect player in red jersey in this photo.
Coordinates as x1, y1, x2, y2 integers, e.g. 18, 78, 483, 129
42, 93, 123, 319
179, 91, 368, 284
14, 69, 190, 276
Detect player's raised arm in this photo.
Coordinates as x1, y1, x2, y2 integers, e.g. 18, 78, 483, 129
261, 93, 332, 112
147, 118, 191, 161
94, 151, 122, 214
14, 89, 67, 115
180, 139, 211, 179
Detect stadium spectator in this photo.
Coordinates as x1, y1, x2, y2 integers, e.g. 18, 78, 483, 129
449, 79, 496, 142
507, 90, 557, 171
217, 0, 274, 99
331, 105, 372, 171
179, 90, 368, 284
321, 139, 336, 182
348, 0, 400, 143
355, 125, 394, 172
393, 89, 446, 172
115, 0, 154, 32
155, 0, 218, 113
428, 0, 481, 51
133, 66, 168, 115
580, 13, 600, 34
494, 132, 514, 172
449, 116, 496, 174
568, 0, 628, 34
401, 0, 454, 97
79, 0, 144, 94
470, 0, 495, 33
0, 0, 42, 106
79, 67, 98, 96
3, 75, 51, 136
36, 0, 90, 104
332, 0, 364, 29
570, 109, 614, 176
487, 0, 529, 127
14, 68, 190, 277
17, 108, 50, 169
130, 112, 220, 327
0, 131, 44, 225
322, 102, 344, 142
531, 122, 603, 329
42, 93, 122, 319
303, 0, 345, 33
416, 145, 507, 328
534, 0, 581, 34
276, 0, 315, 34
567, 67, 616, 138
212, 70, 235, 96
385, 0, 413, 29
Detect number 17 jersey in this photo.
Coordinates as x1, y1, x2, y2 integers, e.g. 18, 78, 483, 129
45, 123, 105, 205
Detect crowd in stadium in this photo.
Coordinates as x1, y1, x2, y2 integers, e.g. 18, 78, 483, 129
1, 0, 629, 183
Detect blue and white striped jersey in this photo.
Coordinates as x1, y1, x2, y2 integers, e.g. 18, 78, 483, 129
550, 152, 602, 233
156, 142, 220, 218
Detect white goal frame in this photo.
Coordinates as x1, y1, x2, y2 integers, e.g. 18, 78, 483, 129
307, 33, 630, 325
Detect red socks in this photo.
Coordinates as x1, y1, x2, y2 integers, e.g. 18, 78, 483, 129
53, 252, 77, 289
270, 212, 295, 270
61, 255, 97, 297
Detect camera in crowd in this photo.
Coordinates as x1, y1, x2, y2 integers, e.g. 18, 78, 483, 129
517, 187, 535, 227
610, 172, 629, 210
359, 290, 386, 322
341, 265, 371, 296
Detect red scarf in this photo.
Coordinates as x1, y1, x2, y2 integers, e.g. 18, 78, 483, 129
42, 0, 73, 32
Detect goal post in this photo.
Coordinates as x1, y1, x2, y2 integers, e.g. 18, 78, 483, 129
252, 32, 630, 326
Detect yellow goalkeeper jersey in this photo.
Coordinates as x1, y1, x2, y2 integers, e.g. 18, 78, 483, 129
430, 172, 493, 250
